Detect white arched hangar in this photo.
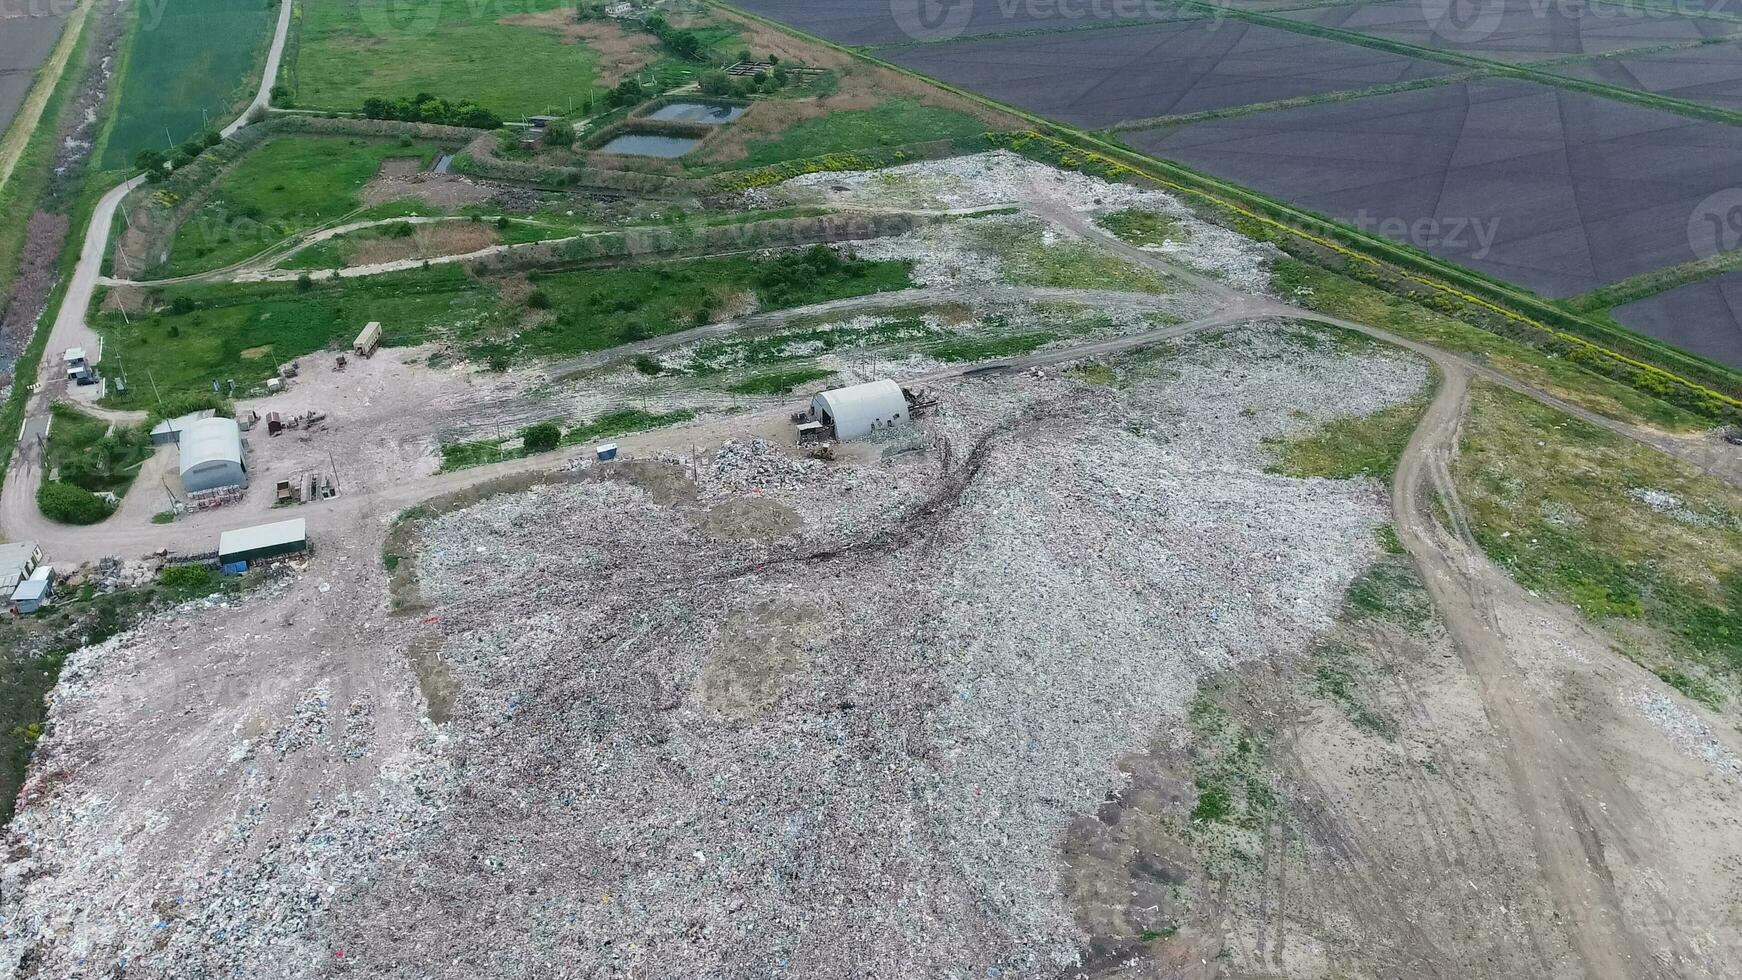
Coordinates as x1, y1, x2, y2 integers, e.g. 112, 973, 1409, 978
810, 379, 912, 441
178, 417, 248, 493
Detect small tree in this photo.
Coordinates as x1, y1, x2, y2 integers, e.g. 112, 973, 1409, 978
296, 273, 313, 292
521, 421, 561, 452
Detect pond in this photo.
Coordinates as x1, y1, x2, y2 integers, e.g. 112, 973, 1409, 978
647, 101, 746, 125
599, 133, 702, 158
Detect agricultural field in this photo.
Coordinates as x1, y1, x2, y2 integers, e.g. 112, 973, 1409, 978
1547, 41, 1742, 112
153, 135, 444, 277
1280, 0, 1742, 63
729, 0, 1190, 46
883, 19, 1453, 128
100, 0, 273, 169
1612, 268, 1742, 368
0, 9, 68, 140
1133, 79, 1742, 297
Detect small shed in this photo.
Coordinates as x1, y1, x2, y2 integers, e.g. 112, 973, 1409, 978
150, 409, 217, 446
810, 379, 910, 441
219, 518, 307, 566
0, 541, 40, 592
10, 575, 52, 615
178, 417, 248, 493
353, 321, 382, 357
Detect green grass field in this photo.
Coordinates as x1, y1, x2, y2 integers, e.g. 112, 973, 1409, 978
101, 0, 273, 169
702, 98, 990, 173
156, 136, 441, 277
95, 265, 492, 408
291, 0, 601, 117
507, 248, 912, 360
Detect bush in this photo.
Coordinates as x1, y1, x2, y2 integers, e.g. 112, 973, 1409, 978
159, 564, 223, 599
37, 482, 112, 525
527, 289, 552, 310
542, 120, 575, 149
521, 421, 561, 452
296, 273, 313, 292
698, 70, 732, 96
146, 392, 234, 427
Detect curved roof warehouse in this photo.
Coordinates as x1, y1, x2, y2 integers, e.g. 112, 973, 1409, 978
178, 417, 248, 493
810, 379, 911, 441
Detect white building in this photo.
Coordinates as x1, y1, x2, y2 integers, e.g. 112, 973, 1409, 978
0, 541, 40, 592
178, 417, 248, 493
810, 379, 910, 441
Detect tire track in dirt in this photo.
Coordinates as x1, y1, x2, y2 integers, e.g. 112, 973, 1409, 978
1392, 362, 1680, 979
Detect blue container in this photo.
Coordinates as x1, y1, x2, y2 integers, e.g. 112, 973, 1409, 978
220, 561, 249, 576
595, 443, 619, 461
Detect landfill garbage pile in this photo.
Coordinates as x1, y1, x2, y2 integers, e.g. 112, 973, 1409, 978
325, 322, 1424, 977
2, 319, 1430, 978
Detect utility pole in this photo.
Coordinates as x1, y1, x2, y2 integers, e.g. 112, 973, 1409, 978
327, 449, 342, 494
146, 367, 162, 406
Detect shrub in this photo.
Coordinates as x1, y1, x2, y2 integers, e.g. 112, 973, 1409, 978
37, 482, 112, 525
159, 564, 223, 599
296, 273, 313, 292
542, 120, 575, 149
521, 421, 561, 452
527, 289, 552, 310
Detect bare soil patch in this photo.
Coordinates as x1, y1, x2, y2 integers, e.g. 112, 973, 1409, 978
375, 157, 424, 179
238, 345, 272, 360
359, 173, 496, 208
351, 222, 499, 266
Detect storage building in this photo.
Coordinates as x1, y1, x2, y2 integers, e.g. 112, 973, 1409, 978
150, 409, 217, 446
0, 541, 40, 592
810, 379, 910, 441
10, 566, 54, 615
178, 417, 247, 493
219, 518, 307, 566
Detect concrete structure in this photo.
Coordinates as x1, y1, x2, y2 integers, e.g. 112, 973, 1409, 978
353, 321, 382, 357
150, 409, 217, 446
178, 417, 247, 493
0, 541, 41, 592
219, 518, 307, 566
810, 379, 910, 441
11, 566, 54, 615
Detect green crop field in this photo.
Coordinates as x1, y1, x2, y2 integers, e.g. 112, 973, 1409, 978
156, 135, 441, 277
290, 0, 602, 117
101, 0, 274, 169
